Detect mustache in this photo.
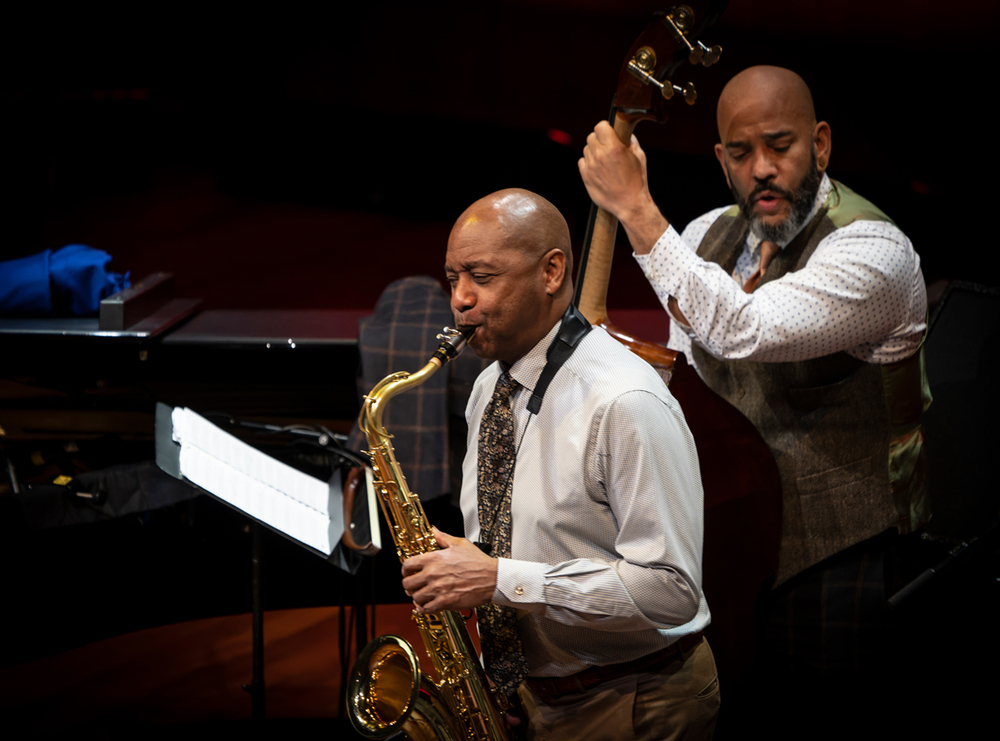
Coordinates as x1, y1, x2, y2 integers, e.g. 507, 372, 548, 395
749, 181, 795, 202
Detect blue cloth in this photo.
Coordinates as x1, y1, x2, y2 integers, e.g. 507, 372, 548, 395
0, 245, 129, 316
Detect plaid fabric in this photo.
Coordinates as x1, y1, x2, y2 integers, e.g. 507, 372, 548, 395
760, 531, 896, 677
346, 276, 487, 503
748, 531, 918, 739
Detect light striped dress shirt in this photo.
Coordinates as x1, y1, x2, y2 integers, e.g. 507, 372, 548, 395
462, 322, 710, 677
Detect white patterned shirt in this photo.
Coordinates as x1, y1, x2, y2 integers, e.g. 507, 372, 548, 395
462, 321, 709, 677
634, 174, 927, 366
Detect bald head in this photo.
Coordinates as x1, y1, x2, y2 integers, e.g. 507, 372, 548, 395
452, 188, 573, 278
717, 66, 817, 141
712, 66, 831, 243
445, 189, 573, 364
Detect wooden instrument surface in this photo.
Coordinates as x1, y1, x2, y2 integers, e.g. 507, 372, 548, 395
574, 3, 781, 692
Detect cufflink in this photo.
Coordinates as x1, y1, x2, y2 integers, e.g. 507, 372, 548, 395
515, 587, 524, 596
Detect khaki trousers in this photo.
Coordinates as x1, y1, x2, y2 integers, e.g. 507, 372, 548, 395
518, 638, 720, 741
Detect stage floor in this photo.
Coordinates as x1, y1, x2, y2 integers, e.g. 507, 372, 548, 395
0, 603, 445, 738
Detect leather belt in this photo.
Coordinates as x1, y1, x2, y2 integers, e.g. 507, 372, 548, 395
524, 631, 704, 700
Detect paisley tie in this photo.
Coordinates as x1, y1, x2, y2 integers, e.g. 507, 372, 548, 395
476, 371, 529, 698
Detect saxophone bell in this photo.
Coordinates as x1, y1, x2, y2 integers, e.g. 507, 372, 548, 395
348, 635, 459, 741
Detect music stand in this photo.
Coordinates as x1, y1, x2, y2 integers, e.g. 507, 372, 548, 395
155, 402, 377, 720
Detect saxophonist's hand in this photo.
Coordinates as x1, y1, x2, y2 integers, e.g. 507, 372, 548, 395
402, 527, 498, 613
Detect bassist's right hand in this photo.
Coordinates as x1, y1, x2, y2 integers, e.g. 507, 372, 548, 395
578, 121, 669, 256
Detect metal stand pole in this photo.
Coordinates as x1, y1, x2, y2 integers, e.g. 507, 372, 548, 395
242, 520, 265, 721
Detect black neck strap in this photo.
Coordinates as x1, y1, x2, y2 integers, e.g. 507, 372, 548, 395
527, 304, 592, 415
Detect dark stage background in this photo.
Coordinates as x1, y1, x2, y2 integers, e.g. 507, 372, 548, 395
2, 1, 998, 737
4, 1, 997, 303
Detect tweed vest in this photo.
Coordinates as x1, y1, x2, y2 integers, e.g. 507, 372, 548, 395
691, 180, 930, 585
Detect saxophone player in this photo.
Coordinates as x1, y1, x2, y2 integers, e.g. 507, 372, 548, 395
401, 189, 719, 740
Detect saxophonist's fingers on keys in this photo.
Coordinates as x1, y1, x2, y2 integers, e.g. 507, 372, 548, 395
402, 538, 499, 612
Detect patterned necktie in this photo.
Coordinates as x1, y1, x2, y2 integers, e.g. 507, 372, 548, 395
476, 371, 529, 698
742, 239, 779, 293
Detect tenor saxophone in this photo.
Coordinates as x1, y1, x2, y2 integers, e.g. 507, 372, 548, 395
346, 326, 512, 741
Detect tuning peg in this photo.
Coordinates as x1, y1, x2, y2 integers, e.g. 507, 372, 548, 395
664, 81, 697, 105
662, 6, 722, 68
628, 57, 662, 89
679, 82, 697, 105
664, 7, 698, 60
698, 42, 722, 67
668, 4, 695, 32
627, 51, 697, 106
688, 42, 721, 67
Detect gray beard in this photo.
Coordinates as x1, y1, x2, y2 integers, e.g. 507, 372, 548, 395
731, 153, 822, 244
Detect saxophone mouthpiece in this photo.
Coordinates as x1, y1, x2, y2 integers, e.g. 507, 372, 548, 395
433, 326, 473, 364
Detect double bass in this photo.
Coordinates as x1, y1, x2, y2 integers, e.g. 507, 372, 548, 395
573, 2, 782, 694
575, 2, 724, 379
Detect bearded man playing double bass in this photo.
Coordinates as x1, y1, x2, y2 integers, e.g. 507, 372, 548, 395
401, 188, 720, 740
580, 65, 930, 730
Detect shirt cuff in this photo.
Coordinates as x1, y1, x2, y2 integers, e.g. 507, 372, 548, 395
493, 558, 547, 607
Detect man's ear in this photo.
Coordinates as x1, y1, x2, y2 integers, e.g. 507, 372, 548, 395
714, 143, 732, 188
814, 121, 831, 172
542, 249, 567, 296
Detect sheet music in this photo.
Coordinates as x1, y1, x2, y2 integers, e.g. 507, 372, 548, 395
364, 464, 382, 550
170, 407, 339, 555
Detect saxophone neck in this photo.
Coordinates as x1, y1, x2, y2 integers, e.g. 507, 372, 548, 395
432, 325, 473, 364
361, 326, 474, 439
